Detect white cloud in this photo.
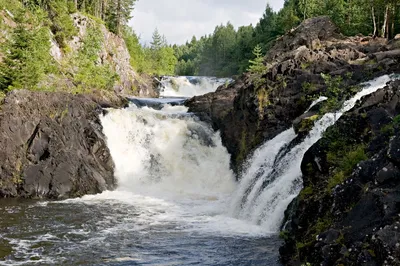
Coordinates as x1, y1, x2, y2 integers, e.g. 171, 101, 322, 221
129, 0, 285, 45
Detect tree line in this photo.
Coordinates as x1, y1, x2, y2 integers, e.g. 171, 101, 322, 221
0, 0, 178, 94
174, 0, 400, 77
3, 0, 400, 82
21, 0, 136, 36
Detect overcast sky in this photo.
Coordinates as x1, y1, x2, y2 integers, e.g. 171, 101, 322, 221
129, 0, 285, 45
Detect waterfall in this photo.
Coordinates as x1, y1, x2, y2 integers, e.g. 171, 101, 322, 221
99, 74, 394, 237
100, 102, 236, 199
159, 76, 231, 97
230, 75, 395, 232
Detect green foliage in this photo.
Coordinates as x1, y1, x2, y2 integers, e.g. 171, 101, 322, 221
0, 9, 55, 91
72, 23, 118, 92
314, 216, 332, 235
298, 115, 319, 133
174, 22, 251, 77
247, 45, 266, 74
123, 27, 146, 72
0, 0, 23, 13
105, 0, 136, 36
319, 73, 346, 113
279, 230, 290, 240
393, 114, 400, 125
46, 0, 78, 49
300, 186, 314, 199
173, 0, 400, 77
123, 27, 177, 76
326, 145, 367, 191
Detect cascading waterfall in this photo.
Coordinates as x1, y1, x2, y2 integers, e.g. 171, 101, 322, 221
1, 75, 396, 266
159, 76, 231, 97
101, 103, 236, 198
230, 74, 395, 232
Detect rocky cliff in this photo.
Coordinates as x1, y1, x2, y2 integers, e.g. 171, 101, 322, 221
0, 8, 158, 98
186, 16, 400, 172
280, 80, 400, 266
0, 90, 127, 199
62, 13, 158, 97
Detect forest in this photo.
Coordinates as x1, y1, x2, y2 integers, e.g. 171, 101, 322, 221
174, 0, 400, 77
1, 0, 400, 89
0, 0, 177, 94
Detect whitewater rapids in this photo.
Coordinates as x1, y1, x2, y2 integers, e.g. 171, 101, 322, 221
0, 75, 395, 265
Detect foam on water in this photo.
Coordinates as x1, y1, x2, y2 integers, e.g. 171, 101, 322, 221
80, 101, 274, 237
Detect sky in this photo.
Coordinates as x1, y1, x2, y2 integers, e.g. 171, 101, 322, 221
129, 0, 285, 45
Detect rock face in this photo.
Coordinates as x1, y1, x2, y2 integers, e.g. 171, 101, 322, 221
66, 14, 157, 98
1, 11, 158, 97
280, 80, 400, 265
0, 90, 126, 199
186, 16, 400, 172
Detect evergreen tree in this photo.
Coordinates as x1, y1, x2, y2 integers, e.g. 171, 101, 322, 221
0, 11, 55, 90
247, 45, 265, 74
106, 0, 136, 36
150, 28, 163, 50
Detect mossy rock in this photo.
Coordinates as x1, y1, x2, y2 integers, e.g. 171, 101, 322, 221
294, 115, 320, 134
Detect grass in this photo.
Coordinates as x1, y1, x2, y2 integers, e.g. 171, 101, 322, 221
326, 145, 367, 191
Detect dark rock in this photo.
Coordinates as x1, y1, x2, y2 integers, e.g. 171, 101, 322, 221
281, 81, 400, 265
0, 90, 124, 199
186, 17, 400, 173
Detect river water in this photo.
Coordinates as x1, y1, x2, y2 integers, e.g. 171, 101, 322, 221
0, 75, 394, 265
0, 77, 282, 266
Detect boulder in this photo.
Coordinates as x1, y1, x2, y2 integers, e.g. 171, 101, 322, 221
0, 90, 125, 199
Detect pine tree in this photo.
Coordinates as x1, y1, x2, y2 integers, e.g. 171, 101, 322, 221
150, 28, 163, 50
247, 45, 265, 74
106, 0, 136, 36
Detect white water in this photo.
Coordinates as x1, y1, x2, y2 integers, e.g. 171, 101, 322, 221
90, 102, 274, 237
160, 76, 231, 97
2, 75, 394, 266
96, 75, 393, 237
230, 74, 395, 232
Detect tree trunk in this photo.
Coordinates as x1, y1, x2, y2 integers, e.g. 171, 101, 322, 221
101, 0, 108, 20
382, 5, 389, 38
116, 0, 122, 36
372, 6, 377, 37
391, 4, 396, 39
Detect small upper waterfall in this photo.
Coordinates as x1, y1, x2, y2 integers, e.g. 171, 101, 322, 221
159, 76, 232, 97
229, 75, 395, 232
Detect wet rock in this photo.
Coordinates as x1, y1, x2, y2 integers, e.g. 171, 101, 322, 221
281, 80, 400, 265
0, 90, 124, 199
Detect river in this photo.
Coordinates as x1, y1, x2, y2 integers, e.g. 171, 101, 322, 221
0, 77, 282, 266
0, 75, 394, 265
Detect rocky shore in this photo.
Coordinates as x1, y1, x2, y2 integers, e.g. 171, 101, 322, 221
0, 90, 127, 199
